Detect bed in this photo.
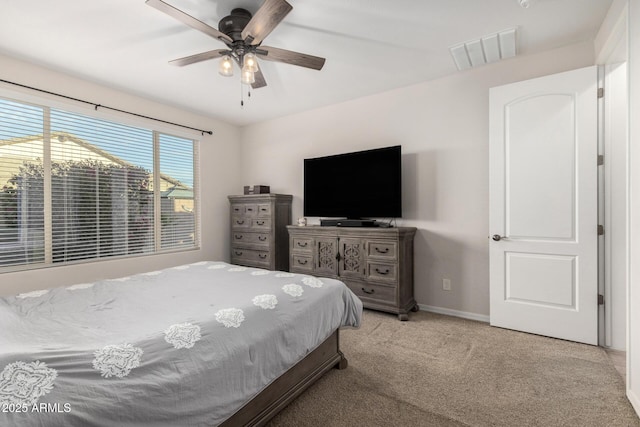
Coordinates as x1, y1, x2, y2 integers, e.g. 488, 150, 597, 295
0, 261, 363, 426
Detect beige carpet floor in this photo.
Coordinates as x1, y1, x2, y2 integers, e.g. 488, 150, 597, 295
268, 310, 640, 427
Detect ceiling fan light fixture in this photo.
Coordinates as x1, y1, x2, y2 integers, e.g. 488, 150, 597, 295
244, 53, 259, 72
148, 0, 325, 92
219, 55, 234, 77
241, 68, 255, 85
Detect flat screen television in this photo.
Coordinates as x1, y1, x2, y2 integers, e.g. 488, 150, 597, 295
303, 145, 402, 219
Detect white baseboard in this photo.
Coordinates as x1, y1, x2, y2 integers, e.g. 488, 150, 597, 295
628, 388, 640, 419
418, 304, 490, 323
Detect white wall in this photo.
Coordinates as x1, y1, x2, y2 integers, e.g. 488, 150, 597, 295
0, 53, 242, 296
240, 41, 595, 319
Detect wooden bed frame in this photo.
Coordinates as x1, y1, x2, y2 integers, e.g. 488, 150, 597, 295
221, 328, 347, 426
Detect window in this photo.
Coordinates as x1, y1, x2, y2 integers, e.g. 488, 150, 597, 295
159, 133, 196, 250
0, 96, 199, 270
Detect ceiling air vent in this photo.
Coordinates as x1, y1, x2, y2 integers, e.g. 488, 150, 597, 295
449, 28, 517, 71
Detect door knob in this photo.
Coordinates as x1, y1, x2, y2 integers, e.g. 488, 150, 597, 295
491, 234, 506, 241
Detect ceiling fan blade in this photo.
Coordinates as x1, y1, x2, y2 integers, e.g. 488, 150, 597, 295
146, 0, 233, 45
251, 68, 267, 89
168, 49, 229, 67
257, 46, 325, 70
241, 0, 292, 45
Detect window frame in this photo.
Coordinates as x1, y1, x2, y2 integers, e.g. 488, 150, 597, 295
0, 88, 201, 273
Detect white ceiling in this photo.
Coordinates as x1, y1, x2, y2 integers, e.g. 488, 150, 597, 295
0, 0, 612, 126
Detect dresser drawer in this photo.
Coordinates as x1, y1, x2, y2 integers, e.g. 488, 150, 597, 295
291, 237, 313, 253
257, 204, 271, 217
231, 216, 251, 228
232, 231, 270, 245
367, 262, 398, 283
231, 247, 270, 266
350, 281, 397, 304
252, 218, 271, 229
231, 204, 245, 215
243, 204, 259, 216
231, 204, 261, 217
291, 254, 313, 272
232, 217, 272, 229
367, 241, 398, 260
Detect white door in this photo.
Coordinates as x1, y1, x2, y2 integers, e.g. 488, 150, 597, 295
489, 66, 599, 345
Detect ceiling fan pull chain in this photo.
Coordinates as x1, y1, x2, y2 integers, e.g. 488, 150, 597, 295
240, 80, 244, 108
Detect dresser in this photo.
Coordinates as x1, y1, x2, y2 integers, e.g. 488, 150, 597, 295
228, 194, 292, 271
287, 225, 417, 320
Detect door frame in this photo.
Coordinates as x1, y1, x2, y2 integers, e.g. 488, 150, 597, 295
596, 1, 630, 352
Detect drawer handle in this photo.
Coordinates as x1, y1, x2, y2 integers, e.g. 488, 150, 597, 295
258, 236, 267, 241
260, 207, 268, 212
375, 247, 389, 254
236, 220, 245, 225
258, 254, 267, 259
247, 208, 253, 211
361, 287, 375, 295
233, 208, 241, 212
256, 220, 265, 225
297, 241, 308, 247
297, 259, 308, 265
375, 268, 390, 275
235, 234, 243, 239
234, 251, 243, 256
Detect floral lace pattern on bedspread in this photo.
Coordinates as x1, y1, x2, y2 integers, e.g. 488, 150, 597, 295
215, 308, 246, 328
16, 290, 50, 299
252, 294, 278, 310
0, 361, 57, 406
275, 272, 295, 278
164, 323, 202, 349
251, 270, 270, 276
302, 277, 324, 288
93, 344, 144, 378
282, 284, 304, 297
66, 283, 95, 291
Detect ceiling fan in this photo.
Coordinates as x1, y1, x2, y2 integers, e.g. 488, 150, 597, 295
146, 0, 326, 89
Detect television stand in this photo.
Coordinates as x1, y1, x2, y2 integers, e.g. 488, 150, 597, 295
320, 219, 377, 227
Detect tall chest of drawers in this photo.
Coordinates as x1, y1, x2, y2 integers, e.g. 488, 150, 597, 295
228, 194, 292, 271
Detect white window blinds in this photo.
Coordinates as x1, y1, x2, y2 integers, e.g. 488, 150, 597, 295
159, 133, 197, 250
0, 96, 198, 270
0, 99, 45, 267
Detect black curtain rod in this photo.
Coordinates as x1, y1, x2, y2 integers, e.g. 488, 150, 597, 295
0, 79, 213, 136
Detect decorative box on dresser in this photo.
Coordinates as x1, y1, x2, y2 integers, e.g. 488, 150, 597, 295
228, 194, 292, 271
287, 225, 418, 320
